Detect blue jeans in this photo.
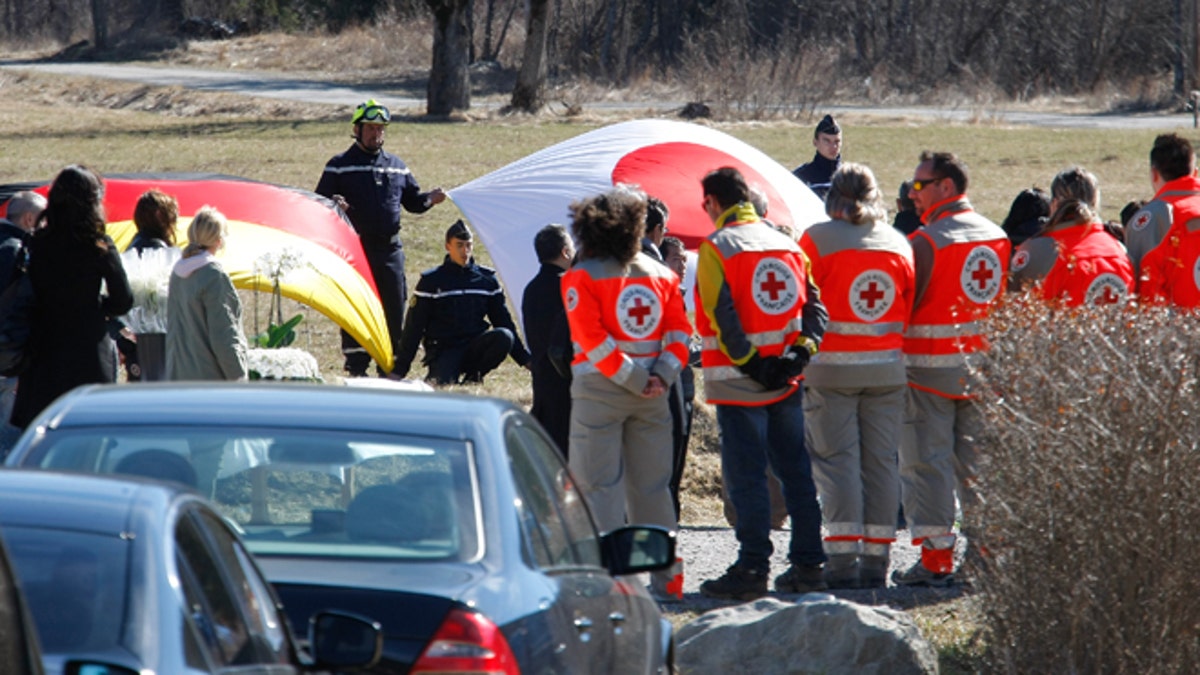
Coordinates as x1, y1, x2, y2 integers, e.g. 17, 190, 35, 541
716, 388, 826, 573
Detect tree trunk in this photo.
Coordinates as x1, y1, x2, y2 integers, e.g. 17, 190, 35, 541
426, 0, 472, 114
161, 0, 185, 28
482, 0, 496, 61
91, 0, 108, 49
510, 0, 550, 112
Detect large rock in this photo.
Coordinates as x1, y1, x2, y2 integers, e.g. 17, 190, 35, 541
676, 595, 938, 675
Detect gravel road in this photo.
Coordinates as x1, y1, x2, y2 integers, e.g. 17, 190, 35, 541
2, 61, 1197, 129
659, 525, 969, 620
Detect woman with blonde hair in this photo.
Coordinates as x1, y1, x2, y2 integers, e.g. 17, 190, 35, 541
165, 206, 248, 381
798, 162, 915, 589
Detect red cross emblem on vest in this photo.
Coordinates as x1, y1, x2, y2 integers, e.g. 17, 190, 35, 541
849, 269, 894, 321
859, 281, 885, 308
970, 259, 994, 290
961, 246, 1003, 303
760, 271, 788, 301
627, 296, 652, 326
617, 285, 661, 337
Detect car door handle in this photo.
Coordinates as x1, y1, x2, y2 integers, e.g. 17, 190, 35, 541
609, 612, 626, 624
574, 617, 594, 632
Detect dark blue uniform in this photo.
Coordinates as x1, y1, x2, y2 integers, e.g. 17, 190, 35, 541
396, 256, 530, 384
316, 143, 436, 375
793, 153, 842, 201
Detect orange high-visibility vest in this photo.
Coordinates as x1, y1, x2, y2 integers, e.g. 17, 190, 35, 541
800, 223, 913, 373
562, 254, 692, 387
904, 199, 1010, 380
1127, 175, 1200, 278
696, 205, 815, 406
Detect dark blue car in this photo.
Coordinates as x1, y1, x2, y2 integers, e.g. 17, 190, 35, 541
6, 383, 677, 674
0, 469, 382, 675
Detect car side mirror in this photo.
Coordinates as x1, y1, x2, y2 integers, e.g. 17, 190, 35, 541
600, 525, 676, 575
308, 610, 384, 671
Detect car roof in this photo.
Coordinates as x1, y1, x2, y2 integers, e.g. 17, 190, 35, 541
0, 470, 182, 532
32, 383, 519, 438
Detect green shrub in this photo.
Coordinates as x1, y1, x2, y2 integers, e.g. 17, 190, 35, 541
971, 297, 1200, 674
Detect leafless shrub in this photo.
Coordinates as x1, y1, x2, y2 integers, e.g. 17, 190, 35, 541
969, 296, 1200, 674
672, 27, 840, 120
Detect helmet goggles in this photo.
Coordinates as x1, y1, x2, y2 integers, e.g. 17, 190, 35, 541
352, 100, 391, 126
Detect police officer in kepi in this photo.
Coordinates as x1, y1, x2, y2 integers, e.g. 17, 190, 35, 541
316, 99, 447, 377
394, 220, 531, 385
793, 114, 843, 201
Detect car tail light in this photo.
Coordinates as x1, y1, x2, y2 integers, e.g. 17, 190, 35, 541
410, 607, 519, 674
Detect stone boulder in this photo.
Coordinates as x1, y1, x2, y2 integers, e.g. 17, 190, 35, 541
675, 595, 938, 675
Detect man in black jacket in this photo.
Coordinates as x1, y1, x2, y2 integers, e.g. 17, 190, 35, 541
521, 224, 575, 458
316, 99, 446, 377
395, 220, 530, 385
0, 191, 43, 453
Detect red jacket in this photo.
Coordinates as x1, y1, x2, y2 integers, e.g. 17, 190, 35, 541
1139, 219, 1200, 308
1010, 219, 1133, 307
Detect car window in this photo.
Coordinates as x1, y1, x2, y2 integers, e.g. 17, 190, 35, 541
193, 507, 291, 663
3, 526, 127, 654
176, 513, 257, 666
505, 419, 602, 569
21, 427, 481, 562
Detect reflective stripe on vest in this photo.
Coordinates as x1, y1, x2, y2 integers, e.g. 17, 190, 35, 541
812, 349, 903, 365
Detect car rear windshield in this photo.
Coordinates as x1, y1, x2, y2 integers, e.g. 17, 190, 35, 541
4, 526, 129, 655
22, 427, 482, 562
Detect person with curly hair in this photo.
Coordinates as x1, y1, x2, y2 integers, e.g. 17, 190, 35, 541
561, 186, 691, 601
11, 165, 133, 429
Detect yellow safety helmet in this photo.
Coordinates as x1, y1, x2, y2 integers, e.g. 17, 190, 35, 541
351, 99, 390, 126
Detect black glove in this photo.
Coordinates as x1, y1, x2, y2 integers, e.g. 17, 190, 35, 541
781, 345, 811, 378
738, 353, 790, 390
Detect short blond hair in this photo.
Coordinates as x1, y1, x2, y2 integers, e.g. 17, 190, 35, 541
183, 205, 228, 258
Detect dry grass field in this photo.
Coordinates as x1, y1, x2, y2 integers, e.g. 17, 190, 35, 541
4, 31, 1197, 671
0, 42, 1185, 537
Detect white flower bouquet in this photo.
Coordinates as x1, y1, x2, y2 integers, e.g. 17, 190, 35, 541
121, 247, 181, 334
247, 347, 323, 382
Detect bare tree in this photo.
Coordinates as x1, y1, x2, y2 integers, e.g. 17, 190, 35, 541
479, 0, 519, 61
426, 0, 472, 114
509, 0, 550, 112
91, 0, 109, 49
